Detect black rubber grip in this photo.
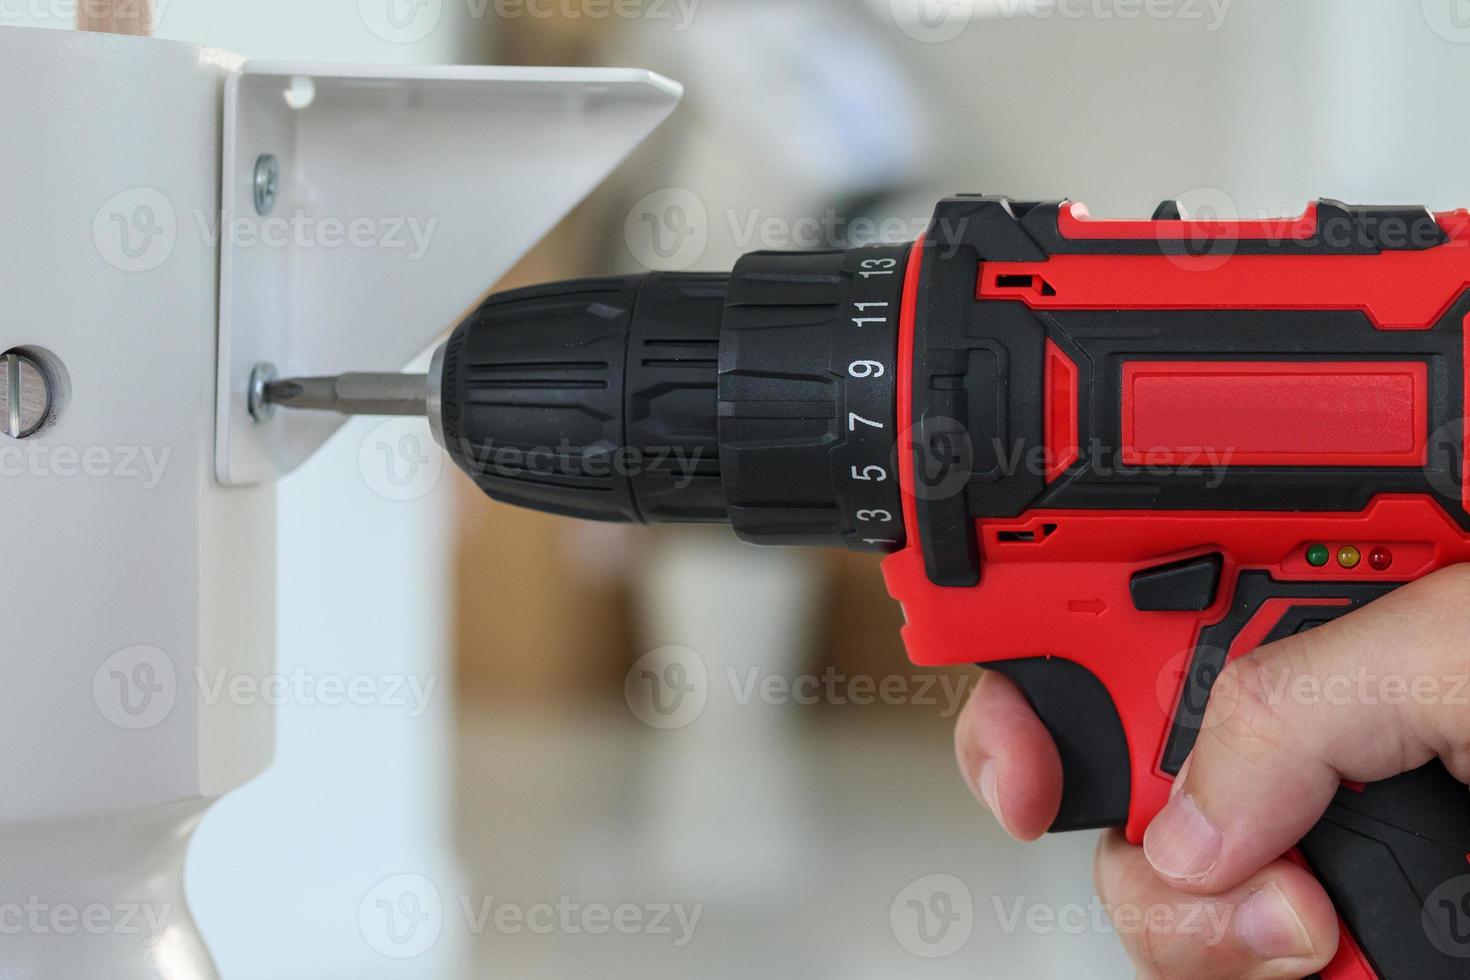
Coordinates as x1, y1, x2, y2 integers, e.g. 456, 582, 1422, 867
994, 592, 1470, 977
1301, 761, 1470, 979
1171, 586, 1470, 977
988, 658, 1131, 832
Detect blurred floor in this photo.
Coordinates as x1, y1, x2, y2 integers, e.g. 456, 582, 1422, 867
455, 698, 1131, 979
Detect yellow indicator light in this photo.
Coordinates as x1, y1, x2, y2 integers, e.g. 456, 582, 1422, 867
1337, 546, 1362, 569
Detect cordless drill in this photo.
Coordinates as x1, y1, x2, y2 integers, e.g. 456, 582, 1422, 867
263, 195, 1470, 980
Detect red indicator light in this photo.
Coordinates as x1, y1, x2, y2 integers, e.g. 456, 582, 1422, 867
1369, 548, 1393, 571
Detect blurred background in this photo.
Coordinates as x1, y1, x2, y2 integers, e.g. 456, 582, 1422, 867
15, 0, 1470, 976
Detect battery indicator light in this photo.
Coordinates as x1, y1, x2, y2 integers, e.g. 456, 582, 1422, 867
1338, 546, 1362, 569
1306, 544, 1330, 567
1369, 547, 1393, 571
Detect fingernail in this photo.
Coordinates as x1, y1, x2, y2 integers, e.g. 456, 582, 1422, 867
1237, 884, 1314, 960
1143, 793, 1222, 882
977, 761, 1013, 836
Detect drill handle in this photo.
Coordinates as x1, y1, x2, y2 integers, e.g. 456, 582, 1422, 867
1299, 760, 1470, 979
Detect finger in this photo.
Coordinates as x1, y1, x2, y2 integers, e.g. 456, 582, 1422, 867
953, 669, 1064, 841
1144, 564, 1470, 892
1096, 830, 1338, 980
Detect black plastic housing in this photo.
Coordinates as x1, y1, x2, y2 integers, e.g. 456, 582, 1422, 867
438, 245, 909, 553
439, 273, 727, 524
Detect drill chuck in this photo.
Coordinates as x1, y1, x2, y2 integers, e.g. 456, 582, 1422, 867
433, 247, 910, 552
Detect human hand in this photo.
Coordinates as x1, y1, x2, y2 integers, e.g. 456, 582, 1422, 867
953, 565, 1470, 978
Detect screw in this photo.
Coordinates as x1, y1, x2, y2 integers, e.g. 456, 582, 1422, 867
249, 362, 278, 423
0, 350, 52, 439
253, 154, 280, 216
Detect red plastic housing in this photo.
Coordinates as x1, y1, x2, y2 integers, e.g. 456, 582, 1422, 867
882, 205, 1470, 980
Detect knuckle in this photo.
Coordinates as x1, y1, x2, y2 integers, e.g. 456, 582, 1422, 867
1202, 656, 1292, 761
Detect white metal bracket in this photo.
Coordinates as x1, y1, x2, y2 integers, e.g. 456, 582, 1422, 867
215, 62, 682, 485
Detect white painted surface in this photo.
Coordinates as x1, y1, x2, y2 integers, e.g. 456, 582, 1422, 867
217, 63, 682, 484
0, 25, 265, 977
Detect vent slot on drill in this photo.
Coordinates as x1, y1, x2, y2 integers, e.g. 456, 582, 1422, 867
996, 523, 1058, 543
993, 273, 1057, 296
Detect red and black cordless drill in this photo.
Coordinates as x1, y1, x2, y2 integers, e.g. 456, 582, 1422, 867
266, 195, 1470, 980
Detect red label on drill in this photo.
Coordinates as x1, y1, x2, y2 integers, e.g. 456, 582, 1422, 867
1120, 360, 1428, 467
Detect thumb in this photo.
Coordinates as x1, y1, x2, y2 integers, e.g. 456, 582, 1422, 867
1143, 564, 1470, 893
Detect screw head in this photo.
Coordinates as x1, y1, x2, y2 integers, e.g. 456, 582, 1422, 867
248, 362, 278, 422
0, 351, 52, 439
253, 154, 281, 216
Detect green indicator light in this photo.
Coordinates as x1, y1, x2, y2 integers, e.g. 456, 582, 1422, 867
1306, 544, 1331, 567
